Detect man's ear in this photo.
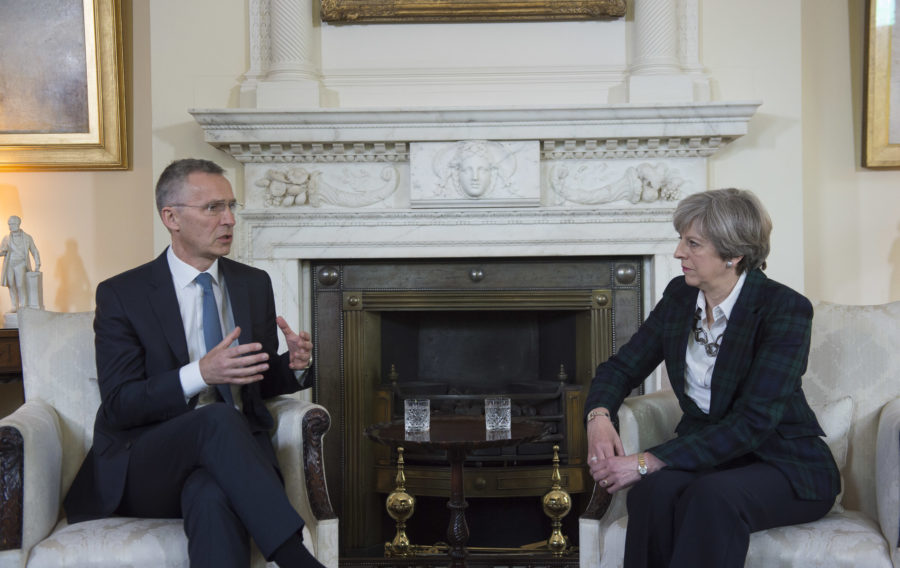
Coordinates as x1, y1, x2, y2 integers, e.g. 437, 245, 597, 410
160, 207, 180, 232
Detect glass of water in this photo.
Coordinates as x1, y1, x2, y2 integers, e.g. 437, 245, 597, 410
404, 399, 430, 433
484, 397, 511, 431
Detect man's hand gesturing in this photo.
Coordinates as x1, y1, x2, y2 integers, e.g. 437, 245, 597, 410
198, 327, 269, 385
276, 316, 313, 371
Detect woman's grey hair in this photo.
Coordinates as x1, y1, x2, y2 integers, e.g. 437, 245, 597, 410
155, 158, 225, 212
673, 188, 772, 274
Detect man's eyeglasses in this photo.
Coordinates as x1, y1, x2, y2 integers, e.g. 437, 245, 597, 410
169, 200, 241, 216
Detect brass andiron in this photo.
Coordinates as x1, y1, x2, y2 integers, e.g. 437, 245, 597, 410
542, 444, 572, 557
384, 447, 415, 557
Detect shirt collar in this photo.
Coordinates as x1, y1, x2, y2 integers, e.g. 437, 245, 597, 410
696, 270, 747, 322
166, 246, 221, 289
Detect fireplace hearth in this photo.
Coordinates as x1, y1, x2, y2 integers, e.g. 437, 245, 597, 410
311, 257, 642, 556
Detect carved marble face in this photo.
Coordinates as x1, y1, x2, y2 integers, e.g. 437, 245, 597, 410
7, 217, 20, 232
455, 149, 494, 198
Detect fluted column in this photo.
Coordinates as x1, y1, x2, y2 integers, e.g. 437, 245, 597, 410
251, 0, 322, 108
632, 0, 680, 75
268, 0, 318, 80
627, 0, 694, 102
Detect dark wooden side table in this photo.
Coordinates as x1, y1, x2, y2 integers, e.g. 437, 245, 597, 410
365, 415, 546, 568
0, 329, 22, 383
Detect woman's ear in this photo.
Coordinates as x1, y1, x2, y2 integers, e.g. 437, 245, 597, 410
727, 255, 745, 269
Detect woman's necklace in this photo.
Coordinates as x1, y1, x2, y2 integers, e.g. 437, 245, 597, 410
692, 308, 723, 357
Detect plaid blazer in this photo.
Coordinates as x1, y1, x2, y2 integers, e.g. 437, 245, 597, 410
584, 269, 841, 502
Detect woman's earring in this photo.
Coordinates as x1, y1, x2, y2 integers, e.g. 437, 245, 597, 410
726, 260, 734, 268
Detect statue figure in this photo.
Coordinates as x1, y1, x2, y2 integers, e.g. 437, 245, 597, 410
0, 215, 42, 318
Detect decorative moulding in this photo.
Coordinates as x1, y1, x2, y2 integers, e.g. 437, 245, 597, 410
410, 140, 540, 208
190, 102, 760, 162
254, 164, 400, 209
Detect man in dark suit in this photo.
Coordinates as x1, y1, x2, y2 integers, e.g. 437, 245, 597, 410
64, 158, 325, 568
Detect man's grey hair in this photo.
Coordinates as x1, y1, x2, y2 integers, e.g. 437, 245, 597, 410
155, 158, 225, 212
673, 188, 772, 275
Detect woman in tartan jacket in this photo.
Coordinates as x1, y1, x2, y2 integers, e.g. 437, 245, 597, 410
584, 188, 840, 568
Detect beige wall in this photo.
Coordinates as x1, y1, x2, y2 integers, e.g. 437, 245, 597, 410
0, 0, 154, 315
803, 0, 900, 305
701, 1, 806, 291
0, 0, 895, 314
148, 0, 245, 255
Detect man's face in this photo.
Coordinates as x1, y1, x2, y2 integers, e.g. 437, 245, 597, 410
162, 172, 236, 271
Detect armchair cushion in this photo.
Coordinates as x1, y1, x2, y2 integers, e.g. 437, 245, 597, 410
17, 310, 98, 496
745, 510, 892, 568
26, 518, 312, 568
811, 396, 852, 511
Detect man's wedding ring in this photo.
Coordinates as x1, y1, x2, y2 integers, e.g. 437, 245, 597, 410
590, 456, 598, 463
600, 479, 608, 487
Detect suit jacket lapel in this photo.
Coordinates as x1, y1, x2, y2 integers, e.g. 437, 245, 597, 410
220, 258, 268, 418
148, 251, 191, 365
221, 258, 253, 345
665, 284, 706, 416
707, 269, 766, 419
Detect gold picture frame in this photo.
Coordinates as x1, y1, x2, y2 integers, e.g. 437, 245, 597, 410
864, 0, 900, 167
0, 0, 127, 171
321, 0, 626, 23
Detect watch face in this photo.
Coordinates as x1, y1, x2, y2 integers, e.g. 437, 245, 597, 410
638, 464, 648, 475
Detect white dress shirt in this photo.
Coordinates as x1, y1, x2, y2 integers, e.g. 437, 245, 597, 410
684, 271, 747, 414
167, 247, 240, 407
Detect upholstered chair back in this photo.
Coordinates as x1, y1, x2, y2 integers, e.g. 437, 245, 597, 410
803, 300, 900, 521
18, 308, 99, 496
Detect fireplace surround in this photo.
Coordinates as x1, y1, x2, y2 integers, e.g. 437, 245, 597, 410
191, 101, 759, 558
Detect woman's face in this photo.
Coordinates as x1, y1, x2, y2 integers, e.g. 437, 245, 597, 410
674, 222, 736, 297
457, 154, 492, 197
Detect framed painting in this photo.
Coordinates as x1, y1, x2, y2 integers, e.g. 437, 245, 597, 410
0, 0, 127, 171
864, 0, 900, 167
321, 0, 627, 23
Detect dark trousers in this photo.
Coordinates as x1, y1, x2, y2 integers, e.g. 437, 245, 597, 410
624, 459, 833, 568
115, 404, 305, 568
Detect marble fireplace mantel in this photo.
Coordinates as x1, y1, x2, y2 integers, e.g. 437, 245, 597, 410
191, 103, 760, 152
192, 101, 758, 283
192, 102, 759, 392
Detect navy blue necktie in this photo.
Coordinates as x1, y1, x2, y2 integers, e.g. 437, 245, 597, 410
196, 272, 234, 407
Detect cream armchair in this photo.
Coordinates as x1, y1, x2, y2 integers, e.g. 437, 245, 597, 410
580, 300, 900, 568
0, 309, 339, 568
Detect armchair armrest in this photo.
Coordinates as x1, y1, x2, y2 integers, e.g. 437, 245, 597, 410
266, 396, 338, 568
582, 390, 680, 521
618, 390, 681, 455
875, 396, 900, 566
0, 400, 63, 555
580, 390, 681, 568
